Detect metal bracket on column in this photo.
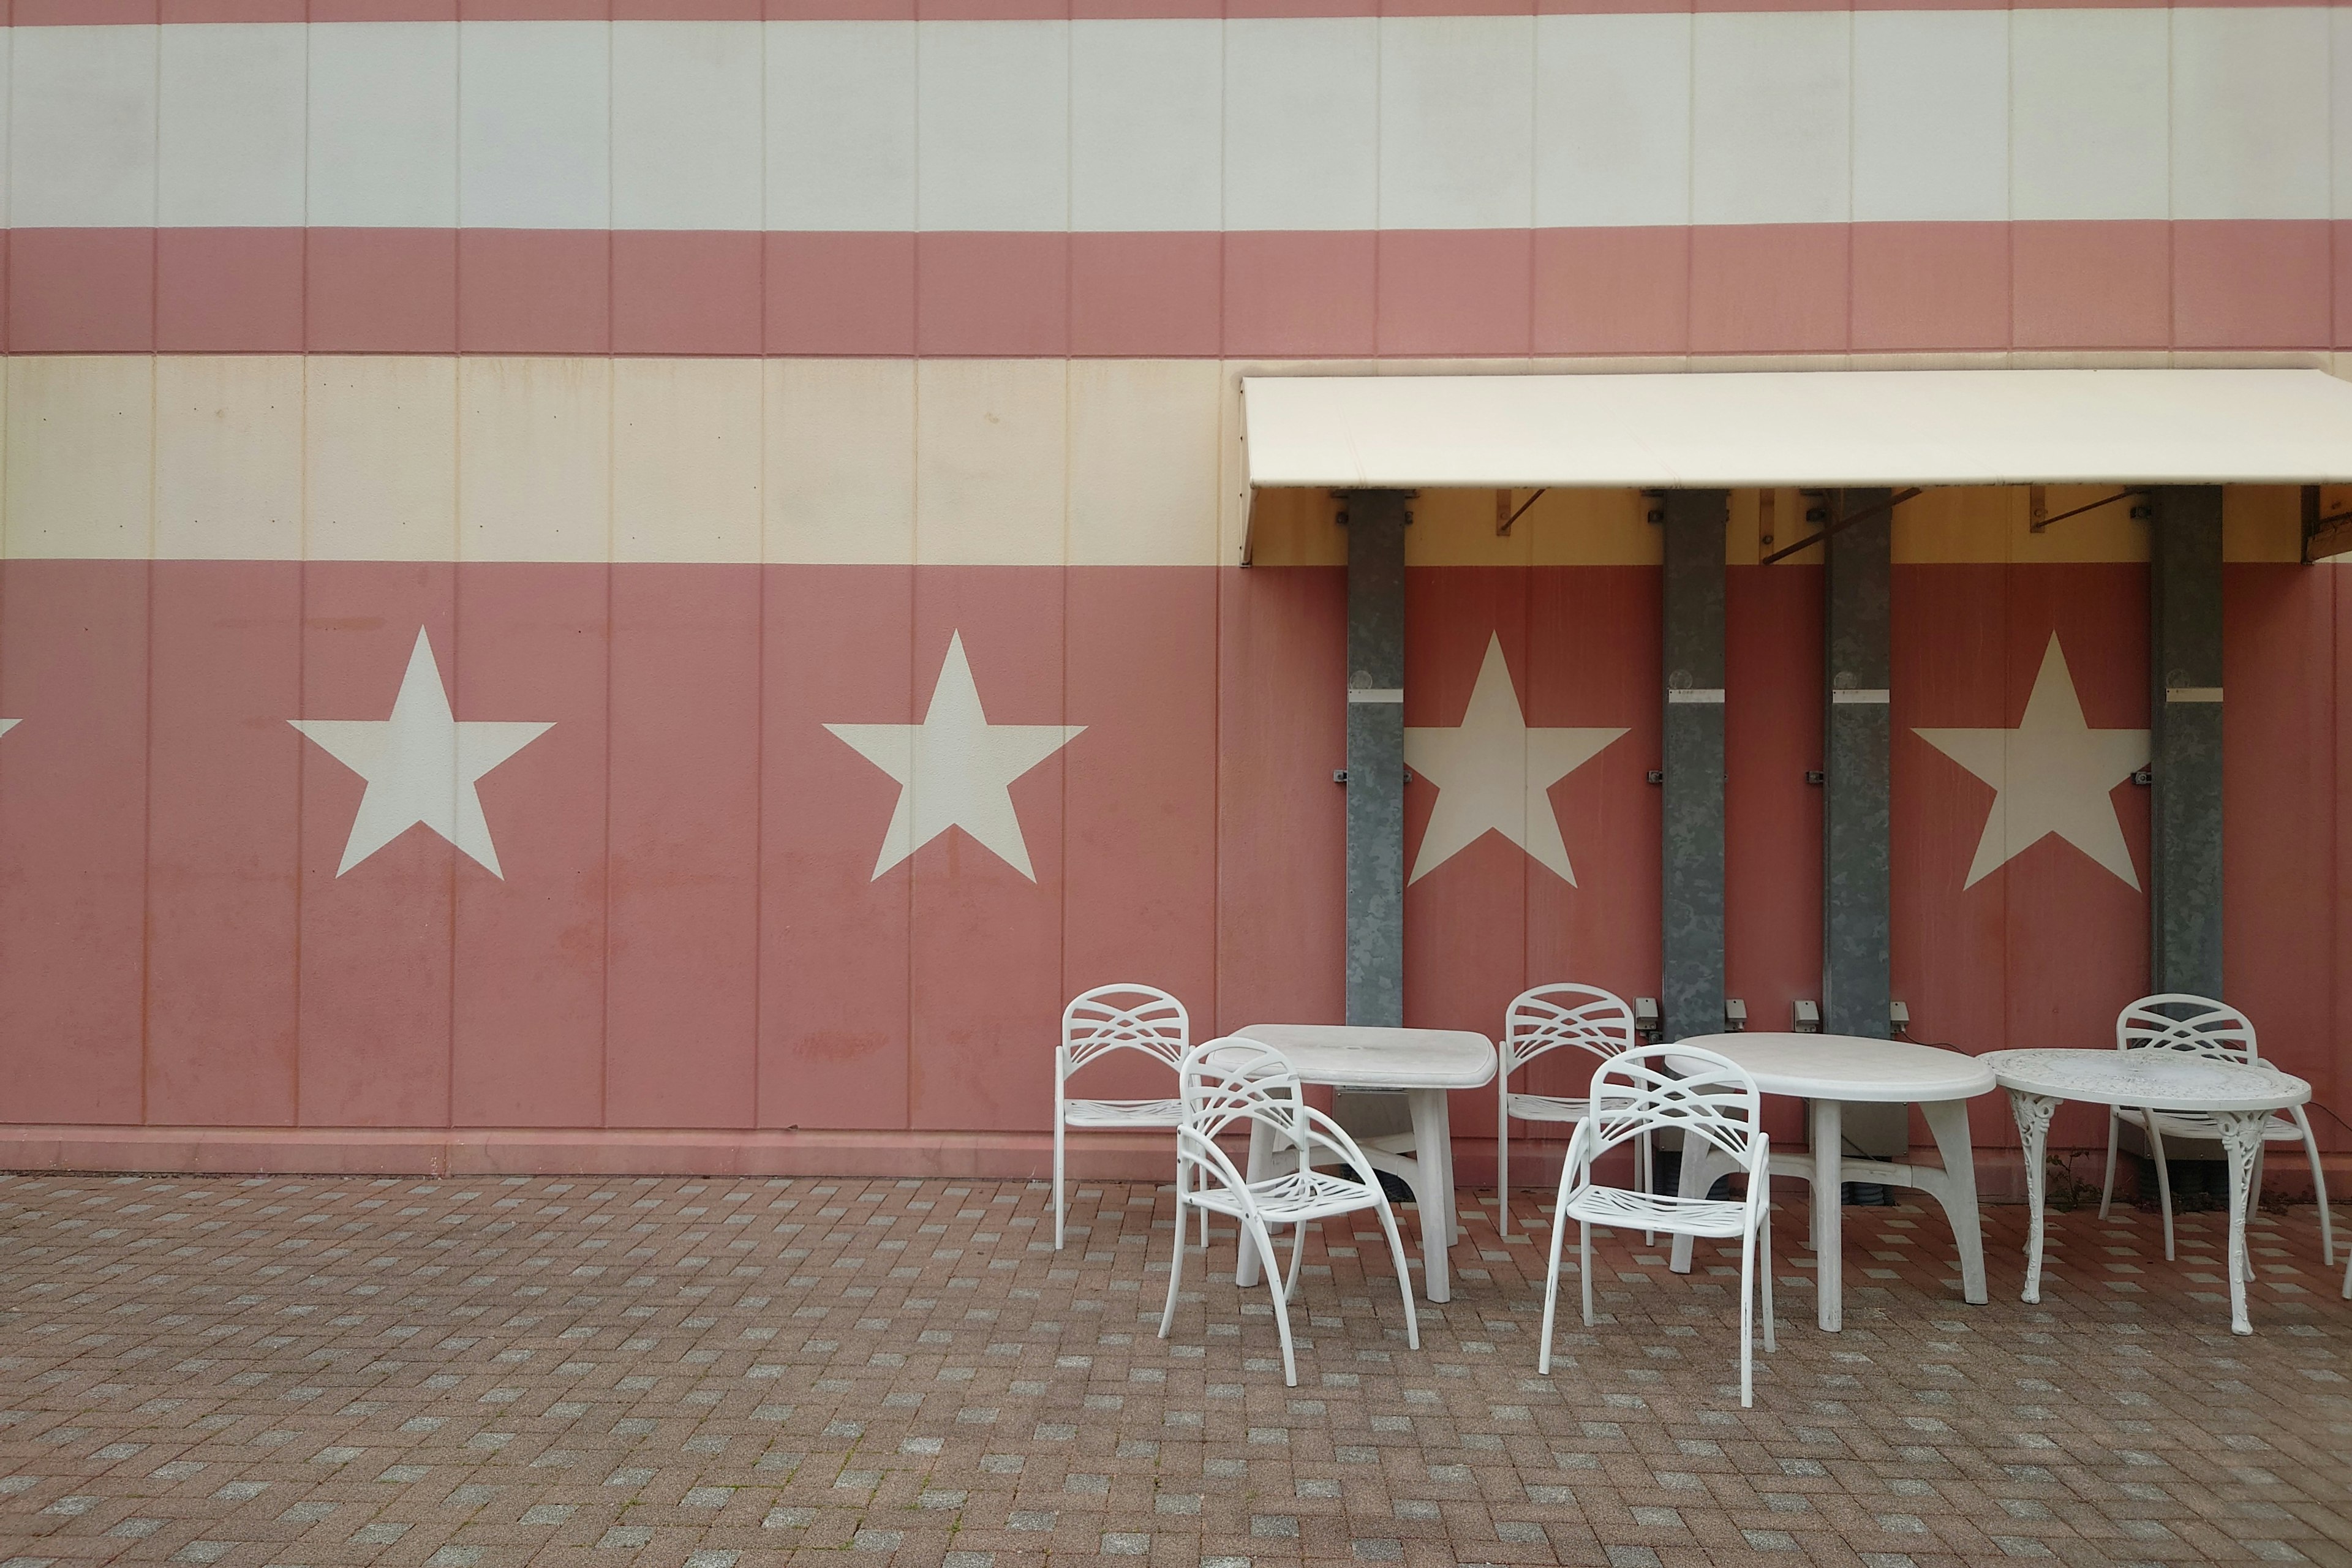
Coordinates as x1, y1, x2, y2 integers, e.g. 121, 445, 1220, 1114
2149, 486, 2223, 998
1661, 491, 1728, 1042
1342, 489, 1409, 1028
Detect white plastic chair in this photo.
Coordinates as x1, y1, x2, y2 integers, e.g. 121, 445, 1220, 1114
1497, 984, 1648, 1241
1537, 1045, 1775, 1407
2098, 994, 2332, 1267
1055, 984, 1192, 1251
1158, 1037, 1419, 1386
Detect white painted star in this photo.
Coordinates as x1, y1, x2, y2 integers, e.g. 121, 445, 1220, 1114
290, 629, 554, 878
0, 719, 16, 739
1915, 632, 2150, 891
1405, 633, 1628, 886
826, 632, 1084, 882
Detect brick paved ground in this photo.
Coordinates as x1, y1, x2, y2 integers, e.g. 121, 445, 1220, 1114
1, 1172, 2347, 1568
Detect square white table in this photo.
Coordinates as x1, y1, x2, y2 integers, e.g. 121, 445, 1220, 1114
1232, 1024, 1497, 1303
1665, 1033, 1996, 1331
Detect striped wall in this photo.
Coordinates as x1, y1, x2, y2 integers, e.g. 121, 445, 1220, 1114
7, 8, 2352, 1177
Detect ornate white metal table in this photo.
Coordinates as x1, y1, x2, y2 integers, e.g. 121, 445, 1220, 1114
1982, 1047, 2311, 1335
1667, 1034, 1996, 1331
1231, 1024, 1497, 1303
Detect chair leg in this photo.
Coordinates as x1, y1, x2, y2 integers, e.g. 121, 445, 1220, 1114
1760, 1203, 1776, 1353
2295, 1110, 2333, 1267
1496, 1092, 1512, 1243
1053, 1115, 1066, 1251
1158, 1194, 1188, 1341
1537, 1190, 1572, 1376
1580, 1223, 1596, 1327
1738, 1226, 1755, 1408
1371, 1197, 1420, 1352
1283, 1219, 1309, 1303
2146, 1116, 2176, 1262
1639, 1130, 1655, 1246
1251, 1216, 1298, 1387
2097, 1108, 2119, 1221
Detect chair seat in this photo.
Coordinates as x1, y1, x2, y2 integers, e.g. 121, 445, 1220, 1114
2117, 1106, 2305, 1142
1506, 1093, 1593, 1123
1561, 1184, 1752, 1239
1064, 1097, 1183, 1129
1191, 1167, 1381, 1225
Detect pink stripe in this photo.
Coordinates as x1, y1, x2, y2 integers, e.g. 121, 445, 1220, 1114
7, 222, 2339, 359
9, 0, 2302, 18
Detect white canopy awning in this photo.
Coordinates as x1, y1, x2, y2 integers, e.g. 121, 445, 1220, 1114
1238, 368, 2352, 494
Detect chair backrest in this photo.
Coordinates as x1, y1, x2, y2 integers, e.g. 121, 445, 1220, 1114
2115, 993, 2258, 1065
1502, 983, 1638, 1080
1177, 1036, 1303, 1140
1580, 1046, 1763, 1174
1177, 1037, 1384, 1206
1061, 984, 1190, 1081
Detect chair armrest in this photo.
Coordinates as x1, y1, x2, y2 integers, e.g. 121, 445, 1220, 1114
1175, 1126, 1259, 1220
1552, 1117, 1600, 1207
1291, 1103, 1387, 1180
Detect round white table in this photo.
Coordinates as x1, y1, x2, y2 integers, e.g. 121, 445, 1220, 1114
1981, 1047, 2311, 1335
1232, 1024, 1497, 1303
1667, 1034, 1996, 1332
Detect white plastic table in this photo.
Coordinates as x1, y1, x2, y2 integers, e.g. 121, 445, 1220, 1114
1665, 1034, 1996, 1332
1981, 1047, 2311, 1335
1232, 1024, 1497, 1303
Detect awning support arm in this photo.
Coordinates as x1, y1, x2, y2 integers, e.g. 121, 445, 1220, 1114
1495, 487, 1549, 537
1760, 488, 1923, 566
2029, 487, 2147, 534
2301, 485, 2352, 563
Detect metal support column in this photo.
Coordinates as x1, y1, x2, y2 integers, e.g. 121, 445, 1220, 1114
1661, 491, 1728, 1041
1823, 488, 1902, 1155
1343, 489, 1409, 1027
2149, 486, 2224, 997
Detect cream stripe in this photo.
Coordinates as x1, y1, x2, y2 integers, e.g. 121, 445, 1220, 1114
3, 356, 1225, 567
3, 13, 2337, 232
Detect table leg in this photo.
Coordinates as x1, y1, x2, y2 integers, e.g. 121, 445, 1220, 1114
1918, 1098, 1988, 1307
1408, 1088, 1453, 1305
1812, 1098, 1844, 1332
2217, 1109, 2267, 1335
1668, 1127, 1716, 1275
1235, 1117, 1274, 1289
2007, 1090, 2059, 1305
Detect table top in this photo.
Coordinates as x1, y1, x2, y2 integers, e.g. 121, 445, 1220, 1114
1981, 1048, 2311, 1112
1234, 1024, 1498, 1091
1669, 1033, 1997, 1102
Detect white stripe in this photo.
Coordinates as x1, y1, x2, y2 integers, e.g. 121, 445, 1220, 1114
3, 14, 2339, 232
2165, 687, 2225, 704
1830, 688, 1891, 705
1667, 688, 1726, 705
1347, 688, 1404, 704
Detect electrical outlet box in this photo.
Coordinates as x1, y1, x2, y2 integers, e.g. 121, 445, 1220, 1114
1792, 999, 1821, 1032
1724, 997, 1747, 1031
1890, 1000, 1910, 1031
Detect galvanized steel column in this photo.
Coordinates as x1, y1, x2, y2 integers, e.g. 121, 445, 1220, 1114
1661, 491, 1728, 1041
1344, 489, 1409, 1027
2149, 486, 2225, 998
1823, 488, 1902, 1155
